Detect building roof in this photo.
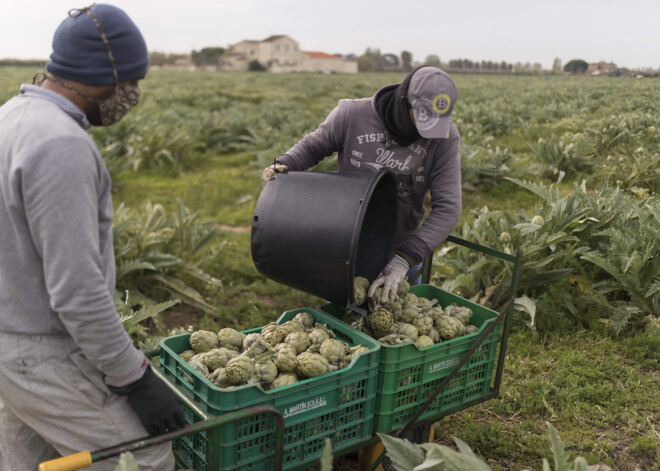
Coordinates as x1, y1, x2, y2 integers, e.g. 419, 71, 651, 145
263, 35, 290, 42
304, 51, 341, 60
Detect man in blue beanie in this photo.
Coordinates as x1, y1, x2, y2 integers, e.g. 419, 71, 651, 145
0, 5, 183, 470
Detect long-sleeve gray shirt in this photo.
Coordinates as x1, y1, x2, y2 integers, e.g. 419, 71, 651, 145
0, 85, 145, 387
277, 87, 462, 263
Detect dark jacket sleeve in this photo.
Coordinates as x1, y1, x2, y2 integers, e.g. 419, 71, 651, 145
397, 126, 462, 262
277, 100, 349, 171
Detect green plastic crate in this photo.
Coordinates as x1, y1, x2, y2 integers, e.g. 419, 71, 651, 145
320, 284, 500, 433
159, 308, 380, 471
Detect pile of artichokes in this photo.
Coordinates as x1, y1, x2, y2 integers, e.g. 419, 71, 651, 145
178, 311, 370, 390
346, 277, 478, 348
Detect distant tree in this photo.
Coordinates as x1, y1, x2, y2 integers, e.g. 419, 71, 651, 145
149, 52, 189, 67
552, 57, 563, 73
424, 54, 441, 68
358, 48, 384, 71
248, 60, 266, 71
191, 47, 225, 67
149, 51, 168, 67
401, 51, 413, 72
345, 53, 358, 61
564, 59, 588, 74
382, 53, 399, 69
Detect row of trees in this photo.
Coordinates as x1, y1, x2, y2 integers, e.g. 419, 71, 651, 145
352, 48, 551, 74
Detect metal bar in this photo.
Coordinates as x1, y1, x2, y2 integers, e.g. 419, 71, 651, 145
446, 235, 518, 263
492, 248, 523, 393
396, 297, 514, 438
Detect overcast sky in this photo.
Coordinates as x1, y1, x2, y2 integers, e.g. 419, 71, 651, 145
1, 0, 659, 70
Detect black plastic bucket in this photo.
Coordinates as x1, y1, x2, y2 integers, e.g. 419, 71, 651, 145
251, 169, 398, 309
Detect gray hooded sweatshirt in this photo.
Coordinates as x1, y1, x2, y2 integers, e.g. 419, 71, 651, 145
277, 86, 462, 264
0, 85, 145, 387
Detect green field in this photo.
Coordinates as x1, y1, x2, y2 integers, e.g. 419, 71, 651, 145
1, 67, 658, 470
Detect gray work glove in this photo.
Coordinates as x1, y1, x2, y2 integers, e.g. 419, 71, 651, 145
368, 254, 409, 303
261, 163, 288, 187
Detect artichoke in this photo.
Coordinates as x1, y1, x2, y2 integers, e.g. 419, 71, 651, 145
189, 330, 220, 353
345, 345, 370, 365
243, 333, 266, 351
465, 324, 479, 335
427, 306, 445, 322
378, 333, 410, 345
200, 347, 239, 371
319, 338, 347, 366
296, 352, 335, 378
284, 331, 311, 354
217, 328, 246, 351
414, 335, 434, 349
269, 373, 298, 390
367, 307, 395, 338
263, 329, 285, 346
308, 327, 331, 348
274, 343, 298, 372
428, 327, 441, 344
208, 368, 232, 388
396, 279, 411, 298
435, 316, 465, 340
399, 304, 421, 323
293, 311, 315, 329
354, 276, 370, 306
187, 360, 209, 377
531, 215, 544, 226
412, 315, 434, 336
396, 322, 419, 341
178, 349, 196, 362
499, 232, 512, 244
260, 322, 280, 336
277, 320, 305, 339
225, 355, 255, 385
254, 360, 278, 385
244, 338, 273, 357
445, 305, 473, 326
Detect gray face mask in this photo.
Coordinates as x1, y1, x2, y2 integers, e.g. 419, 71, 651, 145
98, 82, 141, 126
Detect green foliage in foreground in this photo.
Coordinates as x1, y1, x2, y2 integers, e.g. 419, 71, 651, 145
433, 179, 660, 333
379, 422, 598, 471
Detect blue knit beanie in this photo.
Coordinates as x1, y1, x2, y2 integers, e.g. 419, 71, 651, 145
46, 4, 148, 86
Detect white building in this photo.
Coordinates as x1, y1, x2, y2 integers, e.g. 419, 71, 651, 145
220, 35, 358, 73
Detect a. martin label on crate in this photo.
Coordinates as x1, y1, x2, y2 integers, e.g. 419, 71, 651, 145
428, 355, 460, 375
283, 396, 328, 418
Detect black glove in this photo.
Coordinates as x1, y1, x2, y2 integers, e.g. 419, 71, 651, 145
109, 364, 186, 435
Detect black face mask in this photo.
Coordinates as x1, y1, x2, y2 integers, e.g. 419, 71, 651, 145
375, 66, 428, 147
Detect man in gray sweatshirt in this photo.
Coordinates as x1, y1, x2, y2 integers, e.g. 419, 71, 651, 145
0, 5, 183, 470
262, 66, 461, 303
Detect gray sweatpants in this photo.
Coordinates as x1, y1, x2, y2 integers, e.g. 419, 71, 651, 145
0, 333, 175, 471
